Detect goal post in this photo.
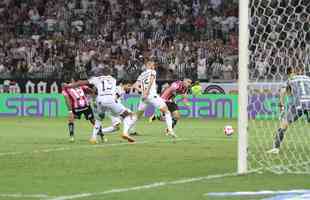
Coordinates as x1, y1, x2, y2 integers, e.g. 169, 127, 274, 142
238, 0, 250, 174
239, 0, 310, 174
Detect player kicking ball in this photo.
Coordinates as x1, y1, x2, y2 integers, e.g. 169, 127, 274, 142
62, 75, 100, 142
100, 81, 138, 136
267, 67, 310, 154
65, 68, 137, 143
149, 79, 192, 131
133, 60, 176, 137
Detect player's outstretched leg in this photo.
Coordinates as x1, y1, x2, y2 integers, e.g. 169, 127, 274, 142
160, 107, 176, 137
90, 120, 102, 144
68, 122, 75, 142
67, 111, 75, 142
122, 114, 137, 143
101, 125, 120, 134
267, 121, 288, 154
172, 111, 180, 129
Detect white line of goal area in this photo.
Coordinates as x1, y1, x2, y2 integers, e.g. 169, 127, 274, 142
47, 172, 241, 200
0, 137, 233, 158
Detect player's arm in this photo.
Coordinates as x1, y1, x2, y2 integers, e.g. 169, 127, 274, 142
132, 81, 143, 93
64, 94, 73, 112
65, 80, 90, 88
144, 74, 155, 98
279, 87, 288, 111
62, 90, 74, 120
180, 94, 190, 106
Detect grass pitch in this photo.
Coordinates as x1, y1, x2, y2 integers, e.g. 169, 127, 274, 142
0, 117, 309, 200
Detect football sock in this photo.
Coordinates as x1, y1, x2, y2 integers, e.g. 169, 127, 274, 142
164, 111, 173, 131
101, 126, 118, 134
274, 128, 286, 148
172, 118, 178, 128
92, 120, 102, 138
123, 115, 137, 135
68, 122, 74, 137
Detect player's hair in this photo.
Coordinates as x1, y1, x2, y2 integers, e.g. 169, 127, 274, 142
287, 67, 294, 76
101, 67, 112, 76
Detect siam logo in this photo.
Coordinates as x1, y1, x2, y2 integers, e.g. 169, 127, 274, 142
0, 96, 59, 117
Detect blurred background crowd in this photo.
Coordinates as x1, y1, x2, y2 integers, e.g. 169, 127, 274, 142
0, 0, 239, 81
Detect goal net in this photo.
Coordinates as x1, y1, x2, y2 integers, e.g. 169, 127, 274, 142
246, 0, 310, 174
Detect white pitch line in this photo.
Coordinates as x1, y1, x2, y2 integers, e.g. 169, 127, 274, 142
0, 137, 232, 158
47, 172, 239, 200
205, 189, 310, 197
0, 193, 50, 198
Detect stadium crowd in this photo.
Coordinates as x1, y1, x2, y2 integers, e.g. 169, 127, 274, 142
0, 0, 238, 81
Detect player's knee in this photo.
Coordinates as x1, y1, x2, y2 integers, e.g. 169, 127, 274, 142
173, 112, 180, 120
159, 107, 168, 113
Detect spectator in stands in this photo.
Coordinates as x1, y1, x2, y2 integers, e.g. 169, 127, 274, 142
0, 0, 239, 82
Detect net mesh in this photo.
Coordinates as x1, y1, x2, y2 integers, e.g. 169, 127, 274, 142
248, 0, 310, 174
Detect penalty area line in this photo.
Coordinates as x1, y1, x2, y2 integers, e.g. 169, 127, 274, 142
47, 172, 239, 200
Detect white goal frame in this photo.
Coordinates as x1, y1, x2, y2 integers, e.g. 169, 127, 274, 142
238, 0, 249, 174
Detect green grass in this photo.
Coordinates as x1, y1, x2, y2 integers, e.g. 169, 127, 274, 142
0, 117, 309, 200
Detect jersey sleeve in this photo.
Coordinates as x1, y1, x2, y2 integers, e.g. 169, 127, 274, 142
62, 88, 69, 96
170, 82, 179, 91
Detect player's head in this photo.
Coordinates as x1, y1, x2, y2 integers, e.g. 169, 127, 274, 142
287, 67, 294, 77
146, 60, 156, 70
183, 78, 192, 88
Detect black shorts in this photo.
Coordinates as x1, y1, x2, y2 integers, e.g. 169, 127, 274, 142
73, 106, 94, 121
166, 101, 179, 113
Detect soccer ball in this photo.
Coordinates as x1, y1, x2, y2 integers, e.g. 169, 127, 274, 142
224, 125, 234, 136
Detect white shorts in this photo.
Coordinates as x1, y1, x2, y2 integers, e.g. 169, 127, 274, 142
110, 114, 122, 126
138, 95, 167, 111
96, 95, 127, 116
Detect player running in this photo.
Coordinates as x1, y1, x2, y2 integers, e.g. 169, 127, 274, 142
149, 79, 192, 130
100, 81, 138, 136
65, 68, 137, 143
267, 67, 310, 154
133, 60, 176, 137
62, 76, 96, 142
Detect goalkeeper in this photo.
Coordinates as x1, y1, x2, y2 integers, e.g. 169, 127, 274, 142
268, 67, 310, 154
